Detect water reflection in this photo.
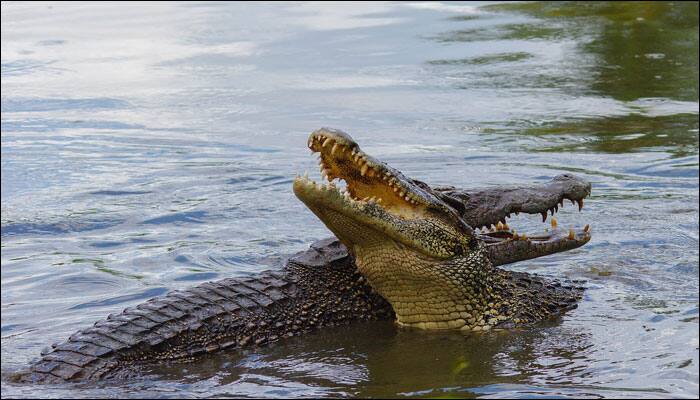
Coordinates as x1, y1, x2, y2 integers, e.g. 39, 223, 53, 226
139, 321, 668, 398
428, 1, 699, 155
139, 319, 623, 399
520, 113, 699, 156
486, 1, 699, 101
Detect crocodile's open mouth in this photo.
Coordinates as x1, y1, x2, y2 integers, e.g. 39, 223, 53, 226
294, 128, 591, 258
297, 129, 437, 219
478, 213, 590, 244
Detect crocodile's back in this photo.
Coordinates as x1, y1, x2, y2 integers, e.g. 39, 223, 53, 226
494, 269, 585, 329
16, 239, 392, 383
20, 271, 297, 382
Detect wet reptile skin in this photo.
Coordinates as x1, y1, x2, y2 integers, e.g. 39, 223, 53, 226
15, 130, 590, 383
17, 239, 393, 383
17, 237, 582, 383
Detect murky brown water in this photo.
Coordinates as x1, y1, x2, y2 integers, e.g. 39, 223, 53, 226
2, 2, 698, 398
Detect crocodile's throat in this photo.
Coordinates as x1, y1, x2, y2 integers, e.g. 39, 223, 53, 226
353, 241, 504, 330
294, 128, 591, 330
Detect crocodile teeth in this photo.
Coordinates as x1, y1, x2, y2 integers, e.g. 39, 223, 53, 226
568, 228, 575, 240
360, 164, 369, 176
541, 212, 547, 222
577, 198, 584, 211
496, 221, 504, 231
322, 138, 332, 147
584, 224, 591, 232
331, 143, 339, 155
551, 216, 558, 228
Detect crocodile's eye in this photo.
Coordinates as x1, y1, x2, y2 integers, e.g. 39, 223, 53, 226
454, 244, 464, 255
468, 237, 479, 251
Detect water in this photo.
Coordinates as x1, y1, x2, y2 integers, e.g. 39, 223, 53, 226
1, 1, 697, 398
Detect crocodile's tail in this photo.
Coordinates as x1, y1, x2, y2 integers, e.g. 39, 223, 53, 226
13, 239, 393, 383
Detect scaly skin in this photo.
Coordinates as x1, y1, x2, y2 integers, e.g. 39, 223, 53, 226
14, 128, 590, 383
294, 128, 591, 331
16, 239, 393, 383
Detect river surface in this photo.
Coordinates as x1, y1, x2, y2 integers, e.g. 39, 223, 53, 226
1, 2, 698, 398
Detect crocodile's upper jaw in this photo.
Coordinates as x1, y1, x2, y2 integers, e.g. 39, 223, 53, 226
293, 128, 591, 330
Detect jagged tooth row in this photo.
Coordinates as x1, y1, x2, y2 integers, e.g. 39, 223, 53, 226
476, 213, 591, 243
473, 191, 591, 242
539, 196, 587, 223
296, 174, 374, 207
564, 197, 584, 212
308, 134, 419, 206
297, 175, 351, 203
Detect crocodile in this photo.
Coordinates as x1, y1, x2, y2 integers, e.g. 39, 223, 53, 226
15, 128, 591, 383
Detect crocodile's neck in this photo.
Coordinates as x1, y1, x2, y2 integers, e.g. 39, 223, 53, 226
353, 241, 505, 331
